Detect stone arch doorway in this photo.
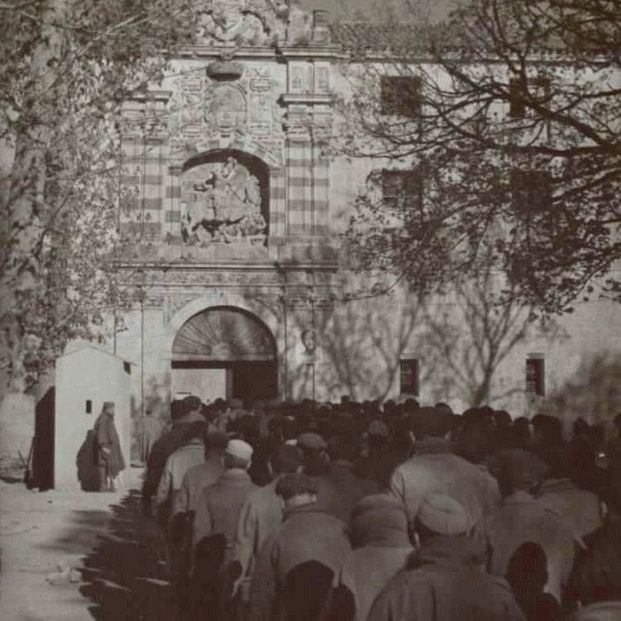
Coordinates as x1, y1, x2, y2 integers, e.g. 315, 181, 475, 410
171, 306, 277, 404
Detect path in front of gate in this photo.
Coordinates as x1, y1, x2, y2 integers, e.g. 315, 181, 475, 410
0, 468, 176, 620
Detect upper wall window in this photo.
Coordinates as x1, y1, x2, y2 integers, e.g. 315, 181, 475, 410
381, 170, 423, 211
509, 77, 551, 119
400, 358, 420, 395
511, 169, 552, 215
381, 76, 422, 117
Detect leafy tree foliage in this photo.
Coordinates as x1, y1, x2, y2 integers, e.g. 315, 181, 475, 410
339, 0, 621, 315
0, 0, 193, 394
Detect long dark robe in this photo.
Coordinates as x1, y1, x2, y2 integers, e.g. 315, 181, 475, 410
93, 412, 126, 479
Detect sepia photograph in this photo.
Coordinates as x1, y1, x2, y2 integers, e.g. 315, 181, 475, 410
0, 0, 620, 619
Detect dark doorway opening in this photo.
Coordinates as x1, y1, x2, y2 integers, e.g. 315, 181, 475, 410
171, 360, 278, 403
172, 306, 278, 404
33, 387, 55, 490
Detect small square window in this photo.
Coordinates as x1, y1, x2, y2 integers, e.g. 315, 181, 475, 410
381, 76, 422, 117
511, 169, 552, 215
400, 359, 419, 395
509, 76, 551, 119
85, 400, 92, 414
381, 170, 423, 211
526, 357, 545, 396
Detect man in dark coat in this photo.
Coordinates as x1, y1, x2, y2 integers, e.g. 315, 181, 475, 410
368, 493, 524, 621
570, 459, 621, 605
141, 396, 203, 514
93, 402, 125, 492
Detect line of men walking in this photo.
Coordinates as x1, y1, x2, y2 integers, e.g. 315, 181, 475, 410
140, 396, 621, 621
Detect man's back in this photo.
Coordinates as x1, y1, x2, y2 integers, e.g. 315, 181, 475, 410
271, 506, 350, 580
391, 443, 499, 526
175, 457, 224, 517
368, 560, 524, 621
193, 469, 257, 550
368, 536, 523, 621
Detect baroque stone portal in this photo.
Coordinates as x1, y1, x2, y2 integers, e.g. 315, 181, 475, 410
180, 155, 267, 245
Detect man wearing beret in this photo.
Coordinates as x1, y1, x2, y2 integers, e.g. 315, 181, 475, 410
389, 406, 499, 530
247, 473, 352, 621
368, 493, 524, 621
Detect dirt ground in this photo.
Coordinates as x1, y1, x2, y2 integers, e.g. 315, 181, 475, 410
0, 468, 177, 620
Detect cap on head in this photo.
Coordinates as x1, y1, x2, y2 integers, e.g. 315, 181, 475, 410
417, 493, 469, 536
275, 473, 318, 501
103, 401, 114, 413
271, 443, 302, 474
182, 395, 202, 415
225, 439, 254, 463
297, 432, 327, 451
368, 420, 390, 438
411, 406, 453, 438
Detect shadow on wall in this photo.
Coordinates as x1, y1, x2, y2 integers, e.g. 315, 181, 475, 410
550, 352, 621, 426
310, 287, 421, 401
297, 269, 564, 408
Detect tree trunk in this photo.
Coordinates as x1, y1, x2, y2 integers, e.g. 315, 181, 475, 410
0, 0, 67, 403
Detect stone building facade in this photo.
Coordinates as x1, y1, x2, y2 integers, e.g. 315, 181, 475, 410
106, 0, 620, 420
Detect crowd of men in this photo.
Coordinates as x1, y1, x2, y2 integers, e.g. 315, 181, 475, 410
140, 395, 621, 621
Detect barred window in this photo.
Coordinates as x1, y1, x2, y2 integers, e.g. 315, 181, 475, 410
526, 357, 545, 396
400, 359, 420, 395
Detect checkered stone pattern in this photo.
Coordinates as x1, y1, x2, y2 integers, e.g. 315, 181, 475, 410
285, 136, 329, 239
120, 136, 167, 241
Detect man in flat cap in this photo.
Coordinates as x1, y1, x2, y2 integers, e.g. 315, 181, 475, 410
368, 493, 524, 621
233, 444, 303, 609
247, 473, 352, 621
191, 439, 256, 619
390, 405, 499, 530
477, 448, 578, 604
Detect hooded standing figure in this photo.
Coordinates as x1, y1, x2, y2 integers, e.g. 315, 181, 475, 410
93, 402, 125, 492
137, 410, 163, 464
